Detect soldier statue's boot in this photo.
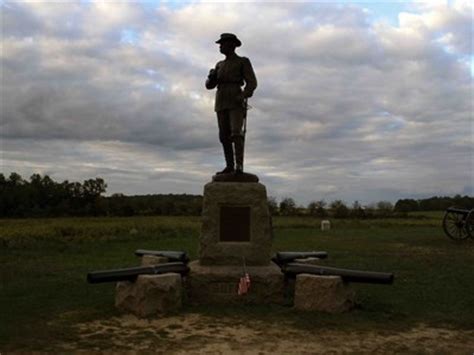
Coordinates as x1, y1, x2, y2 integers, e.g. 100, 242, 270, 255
235, 164, 243, 175
217, 143, 235, 174
217, 166, 234, 174
234, 136, 244, 174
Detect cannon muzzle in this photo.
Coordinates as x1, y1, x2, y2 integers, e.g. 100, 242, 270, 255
87, 262, 190, 284
282, 263, 394, 284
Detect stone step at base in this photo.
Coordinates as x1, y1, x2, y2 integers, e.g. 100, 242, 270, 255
186, 260, 286, 305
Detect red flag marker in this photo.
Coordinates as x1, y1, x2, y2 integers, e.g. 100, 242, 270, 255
237, 257, 251, 295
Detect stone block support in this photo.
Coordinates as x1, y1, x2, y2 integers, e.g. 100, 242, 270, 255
294, 274, 355, 313
115, 273, 182, 317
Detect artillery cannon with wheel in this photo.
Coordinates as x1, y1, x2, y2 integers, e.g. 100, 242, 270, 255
442, 207, 474, 241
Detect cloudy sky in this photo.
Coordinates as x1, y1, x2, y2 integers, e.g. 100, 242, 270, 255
1, 0, 472, 205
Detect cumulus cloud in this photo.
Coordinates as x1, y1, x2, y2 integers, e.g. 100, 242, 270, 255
1, 1, 472, 204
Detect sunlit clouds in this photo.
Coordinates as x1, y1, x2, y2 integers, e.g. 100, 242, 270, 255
1, 0, 472, 204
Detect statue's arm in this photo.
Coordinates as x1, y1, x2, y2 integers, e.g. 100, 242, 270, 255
205, 64, 218, 90
242, 58, 257, 98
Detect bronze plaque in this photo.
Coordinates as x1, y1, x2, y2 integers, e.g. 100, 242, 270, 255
220, 206, 250, 242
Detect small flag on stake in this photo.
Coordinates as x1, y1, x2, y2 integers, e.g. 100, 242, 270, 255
238, 257, 251, 295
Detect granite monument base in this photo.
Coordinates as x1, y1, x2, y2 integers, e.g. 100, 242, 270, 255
200, 181, 272, 266
186, 260, 285, 305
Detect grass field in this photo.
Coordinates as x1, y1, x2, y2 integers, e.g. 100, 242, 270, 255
1, 213, 473, 352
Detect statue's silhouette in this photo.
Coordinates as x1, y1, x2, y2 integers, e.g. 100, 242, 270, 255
206, 33, 257, 175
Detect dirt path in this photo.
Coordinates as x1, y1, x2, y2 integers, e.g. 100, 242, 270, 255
56, 313, 474, 354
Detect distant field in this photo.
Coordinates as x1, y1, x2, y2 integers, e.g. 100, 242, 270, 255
0, 211, 444, 246
1, 214, 473, 352
0, 216, 201, 247
407, 210, 445, 218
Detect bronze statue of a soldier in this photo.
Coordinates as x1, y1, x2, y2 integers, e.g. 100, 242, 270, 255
206, 33, 257, 175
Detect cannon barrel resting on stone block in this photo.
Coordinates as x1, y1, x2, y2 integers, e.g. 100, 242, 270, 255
282, 263, 394, 284
134, 249, 189, 263
87, 262, 190, 284
272, 251, 328, 266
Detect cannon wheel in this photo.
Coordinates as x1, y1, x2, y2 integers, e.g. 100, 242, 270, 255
466, 210, 474, 238
442, 209, 470, 241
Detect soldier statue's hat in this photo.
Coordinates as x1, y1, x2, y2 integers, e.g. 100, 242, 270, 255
215, 33, 242, 47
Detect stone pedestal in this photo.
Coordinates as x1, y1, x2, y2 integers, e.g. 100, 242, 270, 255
188, 179, 285, 305
187, 260, 285, 305
115, 273, 182, 317
199, 181, 272, 266
294, 274, 355, 313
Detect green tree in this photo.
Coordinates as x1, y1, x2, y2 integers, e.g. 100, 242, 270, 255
376, 201, 393, 217
350, 200, 365, 218
83, 178, 107, 198
394, 199, 419, 212
307, 200, 327, 217
279, 197, 296, 216
267, 196, 279, 216
8, 172, 24, 186
330, 200, 349, 218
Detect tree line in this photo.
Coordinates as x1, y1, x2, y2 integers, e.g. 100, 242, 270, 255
1, 172, 472, 218
268, 195, 474, 218
0, 173, 201, 218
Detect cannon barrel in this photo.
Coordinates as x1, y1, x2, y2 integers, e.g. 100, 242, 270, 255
134, 249, 189, 263
282, 263, 394, 284
272, 251, 328, 266
87, 262, 190, 284
446, 207, 471, 215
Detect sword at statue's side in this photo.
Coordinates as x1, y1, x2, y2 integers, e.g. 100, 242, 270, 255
242, 98, 248, 171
